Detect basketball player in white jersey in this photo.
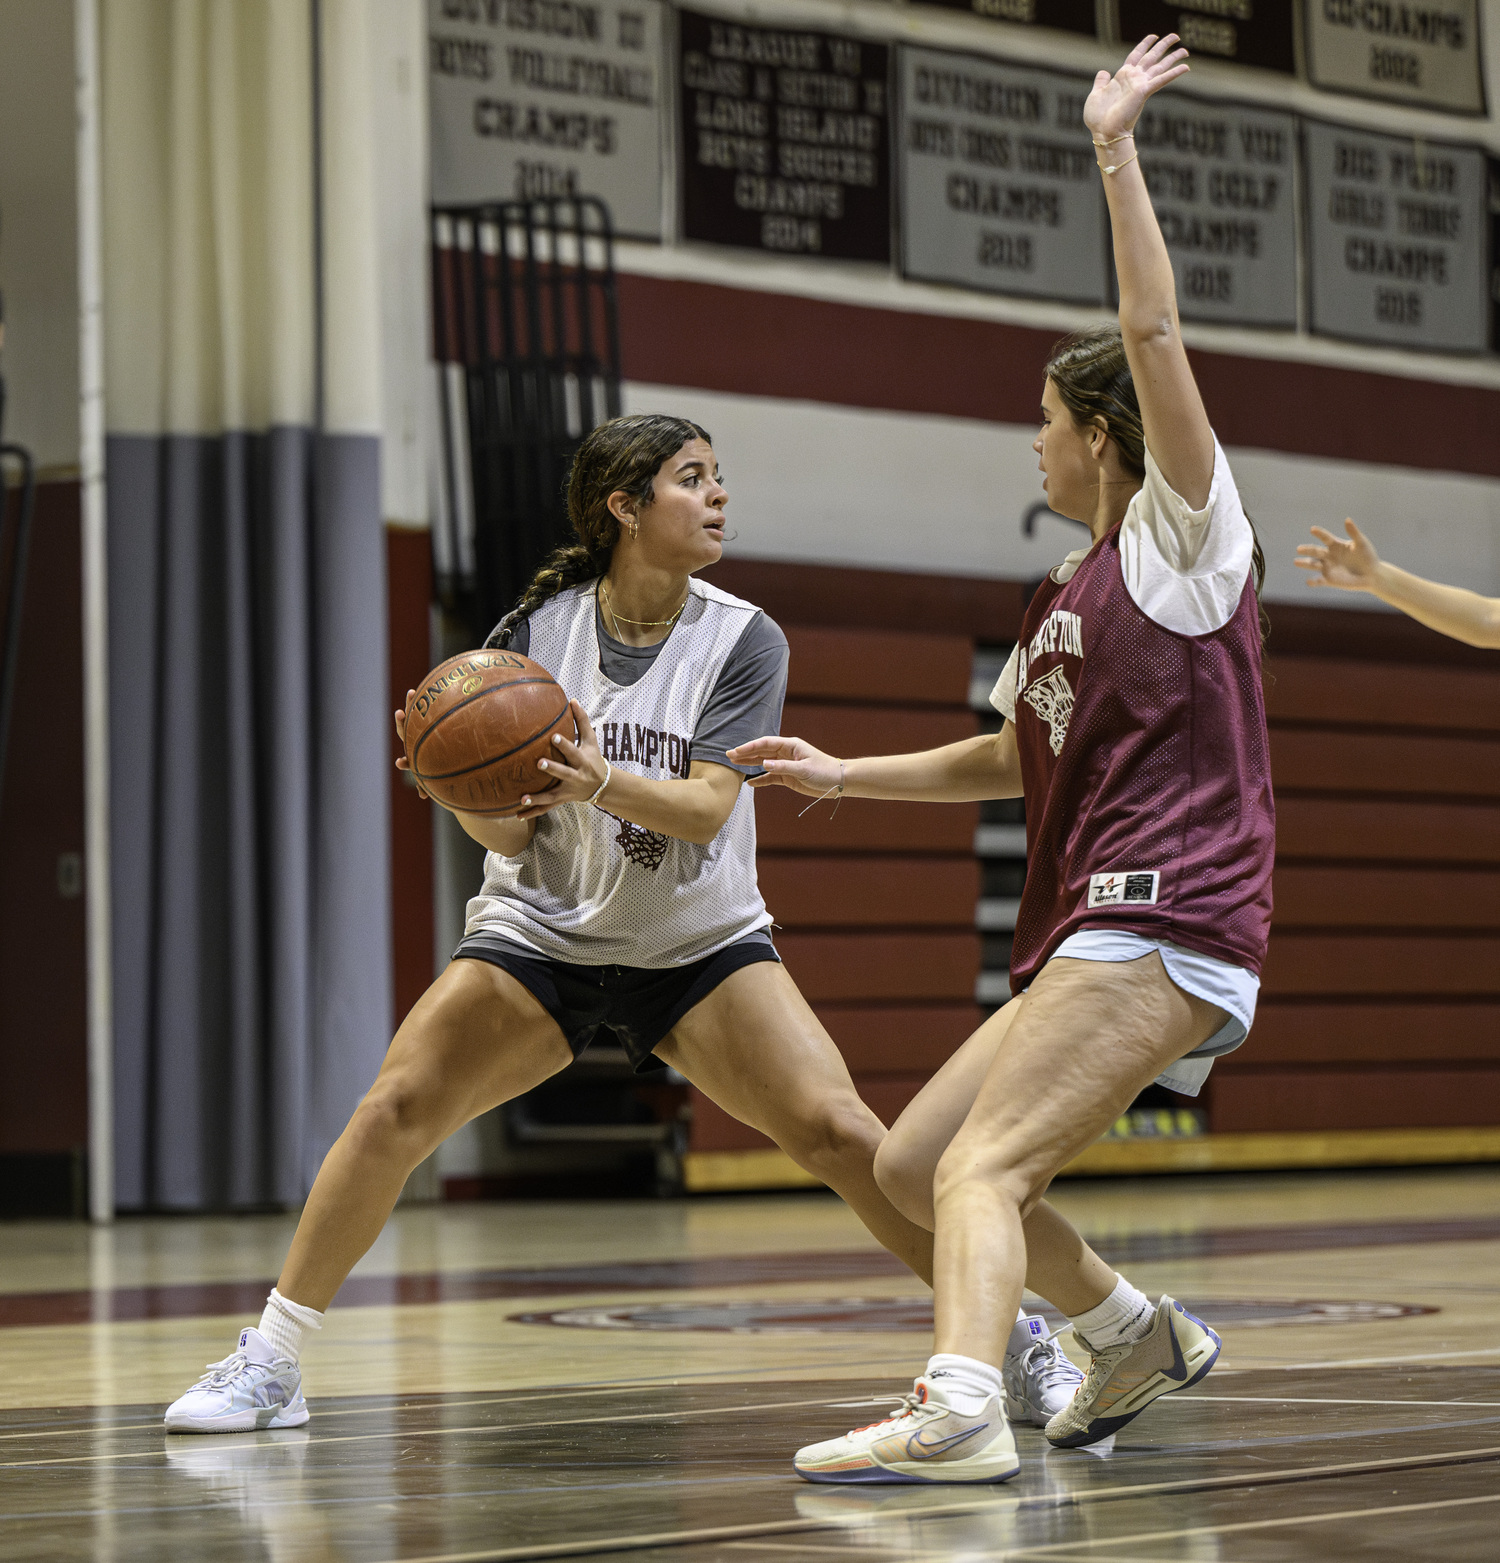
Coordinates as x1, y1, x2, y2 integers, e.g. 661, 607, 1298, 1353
737, 37, 1276, 1482
1297, 518, 1500, 647
162, 413, 1078, 1433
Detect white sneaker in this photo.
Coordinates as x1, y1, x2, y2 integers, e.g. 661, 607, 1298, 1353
1003, 1313, 1085, 1427
793, 1378, 1019, 1485
164, 1328, 309, 1433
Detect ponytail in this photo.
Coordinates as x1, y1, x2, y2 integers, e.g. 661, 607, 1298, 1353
486, 412, 711, 648
486, 542, 608, 648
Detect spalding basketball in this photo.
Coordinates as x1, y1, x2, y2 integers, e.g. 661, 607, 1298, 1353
404, 650, 575, 815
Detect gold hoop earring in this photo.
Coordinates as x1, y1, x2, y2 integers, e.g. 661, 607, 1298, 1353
624, 519, 639, 540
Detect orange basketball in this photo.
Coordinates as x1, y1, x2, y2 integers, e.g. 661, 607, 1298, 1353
403, 649, 575, 815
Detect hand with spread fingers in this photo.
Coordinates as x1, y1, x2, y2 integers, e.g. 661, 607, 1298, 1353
1083, 32, 1190, 144
1294, 518, 1500, 648
726, 735, 843, 798
1295, 518, 1381, 592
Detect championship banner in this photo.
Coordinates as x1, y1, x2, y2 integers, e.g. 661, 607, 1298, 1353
1304, 118, 1490, 353
898, 48, 1107, 304
1305, 0, 1486, 116
1114, 0, 1296, 74
1135, 93, 1297, 328
906, 0, 1096, 36
428, 0, 667, 239
678, 10, 892, 262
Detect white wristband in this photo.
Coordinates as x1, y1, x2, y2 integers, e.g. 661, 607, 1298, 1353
585, 759, 612, 807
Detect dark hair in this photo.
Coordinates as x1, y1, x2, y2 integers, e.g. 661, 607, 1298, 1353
487, 413, 712, 646
1044, 325, 1269, 647
1044, 325, 1146, 478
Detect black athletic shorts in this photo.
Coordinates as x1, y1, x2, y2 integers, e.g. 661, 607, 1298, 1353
452, 929, 781, 1072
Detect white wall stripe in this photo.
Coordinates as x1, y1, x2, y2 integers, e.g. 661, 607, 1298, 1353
623, 381, 1500, 601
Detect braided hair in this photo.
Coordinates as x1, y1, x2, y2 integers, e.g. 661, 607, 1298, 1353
486, 412, 713, 648
1044, 326, 1269, 647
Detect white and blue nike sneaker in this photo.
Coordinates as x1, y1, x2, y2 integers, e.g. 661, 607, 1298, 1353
793, 1378, 1019, 1484
163, 1327, 309, 1433
1003, 1312, 1085, 1427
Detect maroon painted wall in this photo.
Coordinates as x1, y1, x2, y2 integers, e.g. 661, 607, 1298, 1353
388, 527, 435, 1028
0, 477, 87, 1155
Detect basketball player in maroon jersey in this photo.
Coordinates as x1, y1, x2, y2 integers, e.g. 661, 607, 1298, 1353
734, 35, 1275, 1482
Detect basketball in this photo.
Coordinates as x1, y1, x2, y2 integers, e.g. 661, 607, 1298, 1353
403, 649, 575, 815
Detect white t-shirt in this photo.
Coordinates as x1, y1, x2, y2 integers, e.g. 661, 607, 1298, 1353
992, 436, 1254, 722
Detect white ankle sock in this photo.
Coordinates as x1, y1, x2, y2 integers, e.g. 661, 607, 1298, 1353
257, 1289, 325, 1364
1069, 1276, 1155, 1348
925, 1352, 1005, 1413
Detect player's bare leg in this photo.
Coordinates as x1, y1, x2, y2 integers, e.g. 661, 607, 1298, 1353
873, 996, 1120, 1316
277, 959, 574, 1309
930, 954, 1225, 1446
164, 960, 571, 1431
656, 962, 934, 1284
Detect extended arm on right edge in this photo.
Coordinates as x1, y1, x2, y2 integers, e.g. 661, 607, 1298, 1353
728, 723, 1022, 803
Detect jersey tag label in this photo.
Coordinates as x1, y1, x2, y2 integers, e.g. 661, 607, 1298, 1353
1088, 871, 1160, 908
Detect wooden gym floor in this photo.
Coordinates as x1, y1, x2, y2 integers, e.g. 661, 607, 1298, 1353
1, 1165, 1498, 1561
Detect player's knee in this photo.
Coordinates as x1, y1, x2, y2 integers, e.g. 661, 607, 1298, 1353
931, 1136, 1040, 1216
782, 1093, 882, 1175
873, 1131, 936, 1226
350, 1071, 448, 1161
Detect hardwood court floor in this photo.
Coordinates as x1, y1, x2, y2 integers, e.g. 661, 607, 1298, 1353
0, 1166, 1497, 1560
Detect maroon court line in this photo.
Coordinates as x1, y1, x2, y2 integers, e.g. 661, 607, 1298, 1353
3, 1216, 1499, 1329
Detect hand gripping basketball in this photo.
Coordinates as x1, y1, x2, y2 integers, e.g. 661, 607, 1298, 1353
398, 649, 577, 816
726, 735, 843, 798
513, 702, 609, 819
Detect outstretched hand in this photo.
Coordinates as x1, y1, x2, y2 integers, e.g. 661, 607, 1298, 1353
725, 735, 843, 798
1295, 519, 1382, 593
1084, 34, 1190, 143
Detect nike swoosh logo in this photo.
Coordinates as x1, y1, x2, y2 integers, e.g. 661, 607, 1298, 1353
903, 1422, 988, 1460
1167, 1314, 1189, 1383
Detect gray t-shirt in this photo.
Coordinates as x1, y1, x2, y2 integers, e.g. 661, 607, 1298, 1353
493, 593, 788, 774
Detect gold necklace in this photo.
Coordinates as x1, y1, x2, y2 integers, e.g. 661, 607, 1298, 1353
601, 578, 689, 630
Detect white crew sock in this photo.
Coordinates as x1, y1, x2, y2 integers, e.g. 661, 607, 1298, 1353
924, 1352, 1005, 1414
1069, 1275, 1155, 1349
257, 1288, 325, 1364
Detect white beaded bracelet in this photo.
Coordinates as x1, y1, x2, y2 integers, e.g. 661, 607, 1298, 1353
585, 759, 612, 807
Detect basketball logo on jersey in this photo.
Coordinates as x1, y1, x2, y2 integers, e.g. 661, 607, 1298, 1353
606, 813, 670, 871
1021, 666, 1075, 756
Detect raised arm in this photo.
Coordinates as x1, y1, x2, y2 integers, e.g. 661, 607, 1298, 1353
1296, 519, 1500, 649
726, 725, 1023, 803
1086, 37, 1212, 508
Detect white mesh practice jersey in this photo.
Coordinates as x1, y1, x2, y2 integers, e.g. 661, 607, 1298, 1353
463, 579, 773, 967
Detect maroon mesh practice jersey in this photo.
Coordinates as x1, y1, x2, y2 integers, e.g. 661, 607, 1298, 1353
1006, 524, 1275, 994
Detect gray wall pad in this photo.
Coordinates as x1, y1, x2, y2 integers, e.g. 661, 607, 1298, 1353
107, 430, 390, 1210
